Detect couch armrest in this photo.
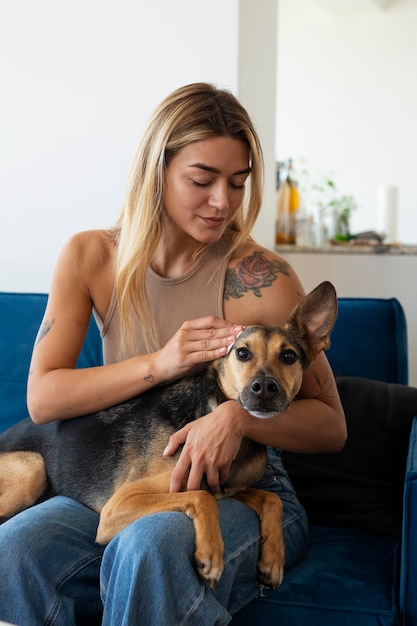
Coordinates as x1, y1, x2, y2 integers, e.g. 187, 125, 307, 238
400, 416, 417, 624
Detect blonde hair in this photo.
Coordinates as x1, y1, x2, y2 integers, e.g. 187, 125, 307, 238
111, 82, 264, 352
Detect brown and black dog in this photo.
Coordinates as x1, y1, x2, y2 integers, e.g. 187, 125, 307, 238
0, 281, 337, 589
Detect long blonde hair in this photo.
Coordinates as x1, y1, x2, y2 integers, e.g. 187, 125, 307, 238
111, 82, 264, 352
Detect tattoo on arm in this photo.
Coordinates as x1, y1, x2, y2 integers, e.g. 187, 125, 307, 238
35, 318, 55, 345
224, 251, 290, 300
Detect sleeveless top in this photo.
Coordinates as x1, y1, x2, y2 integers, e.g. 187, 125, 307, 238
93, 237, 234, 364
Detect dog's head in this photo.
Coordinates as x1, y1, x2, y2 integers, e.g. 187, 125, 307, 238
213, 281, 337, 418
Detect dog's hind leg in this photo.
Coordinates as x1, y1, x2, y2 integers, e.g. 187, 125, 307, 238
232, 488, 284, 588
96, 474, 224, 589
0, 451, 47, 518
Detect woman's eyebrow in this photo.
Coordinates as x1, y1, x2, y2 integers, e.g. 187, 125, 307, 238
188, 163, 252, 176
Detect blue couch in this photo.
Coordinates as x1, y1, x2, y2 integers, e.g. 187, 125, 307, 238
1, 291, 417, 625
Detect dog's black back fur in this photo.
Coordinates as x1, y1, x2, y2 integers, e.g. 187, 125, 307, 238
0, 366, 265, 512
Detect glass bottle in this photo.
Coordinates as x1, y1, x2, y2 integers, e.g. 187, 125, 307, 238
275, 159, 299, 245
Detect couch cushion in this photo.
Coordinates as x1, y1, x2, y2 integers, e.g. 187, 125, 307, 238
283, 377, 417, 538
232, 526, 400, 626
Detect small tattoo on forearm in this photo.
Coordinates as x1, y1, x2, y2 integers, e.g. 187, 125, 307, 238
35, 318, 55, 345
144, 375, 154, 383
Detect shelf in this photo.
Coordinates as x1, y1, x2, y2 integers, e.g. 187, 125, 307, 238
310, 0, 395, 13
275, 244, 417, 256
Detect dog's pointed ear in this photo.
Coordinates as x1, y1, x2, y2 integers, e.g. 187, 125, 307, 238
286, 281, 338, 366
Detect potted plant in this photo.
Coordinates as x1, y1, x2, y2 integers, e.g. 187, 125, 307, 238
291, 158, 357, 244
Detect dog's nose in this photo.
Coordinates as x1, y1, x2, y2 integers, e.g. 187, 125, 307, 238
250, 377, 279, 399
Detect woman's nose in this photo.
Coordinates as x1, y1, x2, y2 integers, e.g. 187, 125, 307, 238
209, 181, 230, 211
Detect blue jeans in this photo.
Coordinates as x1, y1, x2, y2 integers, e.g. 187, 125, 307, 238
0, 448, 307, 626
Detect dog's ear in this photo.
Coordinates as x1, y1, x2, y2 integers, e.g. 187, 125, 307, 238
286, 281, 338, 366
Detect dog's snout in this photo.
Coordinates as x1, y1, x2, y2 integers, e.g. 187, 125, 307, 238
250, 376, 279, 399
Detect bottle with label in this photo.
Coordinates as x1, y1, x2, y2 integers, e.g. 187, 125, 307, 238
295, 203, 314, 246
275, 159, 299, 245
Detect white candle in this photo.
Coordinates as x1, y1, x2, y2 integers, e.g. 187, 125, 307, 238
377, 185, 398, 243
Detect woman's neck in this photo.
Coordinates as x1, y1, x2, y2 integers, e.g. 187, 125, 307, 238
151, 238, 209, 278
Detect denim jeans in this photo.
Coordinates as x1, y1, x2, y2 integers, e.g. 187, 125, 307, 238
0, 448, 307, 626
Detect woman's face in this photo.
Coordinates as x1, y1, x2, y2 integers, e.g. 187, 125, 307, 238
163, 136, 251, 245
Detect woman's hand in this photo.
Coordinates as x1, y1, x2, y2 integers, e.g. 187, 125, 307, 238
164, 400, 248, 493
153, 316, 244, 383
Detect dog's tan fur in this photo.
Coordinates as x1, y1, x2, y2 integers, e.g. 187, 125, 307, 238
0, 451, 47, 518
0, 281, 338, 590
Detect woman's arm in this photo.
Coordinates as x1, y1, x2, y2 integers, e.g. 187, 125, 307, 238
166, 354, 346, 493
27, 232, 243, 424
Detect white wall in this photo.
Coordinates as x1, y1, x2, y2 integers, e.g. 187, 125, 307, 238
238, 0, 278, 250
0, 0, 238, 292
4, 0, 417, 293
276, 0, 417, 244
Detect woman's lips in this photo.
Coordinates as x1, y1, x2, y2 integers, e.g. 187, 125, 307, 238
201, 216, 226, 227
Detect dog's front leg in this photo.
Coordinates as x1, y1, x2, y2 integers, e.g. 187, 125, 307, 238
96, 477, 224, 589
232, 488, 284, 588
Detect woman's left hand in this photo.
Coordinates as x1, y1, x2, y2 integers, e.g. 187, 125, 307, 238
163, 400, 247, 493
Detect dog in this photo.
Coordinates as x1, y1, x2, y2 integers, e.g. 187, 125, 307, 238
0, 281, 337, 589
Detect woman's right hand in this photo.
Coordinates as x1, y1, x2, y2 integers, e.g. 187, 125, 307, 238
153, 316, 244, 382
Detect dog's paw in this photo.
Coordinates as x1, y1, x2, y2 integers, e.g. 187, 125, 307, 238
258, 532, 285, 589
195, 550, 224, 590
258, 556, 285, 589
257, 533, 285, 589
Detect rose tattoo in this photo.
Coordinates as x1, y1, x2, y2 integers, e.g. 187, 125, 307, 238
224, 251, 290, 299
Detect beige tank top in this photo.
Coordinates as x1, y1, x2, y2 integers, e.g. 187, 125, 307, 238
93, 238, 233, 364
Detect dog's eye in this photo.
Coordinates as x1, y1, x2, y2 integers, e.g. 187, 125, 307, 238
236, 347, 251, 361
280, 350, 299, 365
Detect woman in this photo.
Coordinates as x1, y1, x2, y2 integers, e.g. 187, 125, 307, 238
0, 83, 346, 625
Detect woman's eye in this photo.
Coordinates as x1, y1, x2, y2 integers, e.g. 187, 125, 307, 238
192, 179, 211, 188
230, 182, 245, 190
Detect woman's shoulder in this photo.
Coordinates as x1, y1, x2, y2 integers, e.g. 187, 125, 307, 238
224, 241, 305, 326
229, 241, 292, 273
227, 241, 299, 296
54, 229, 116, 317
65, 228, 115, 253
61, 229, 115, 270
